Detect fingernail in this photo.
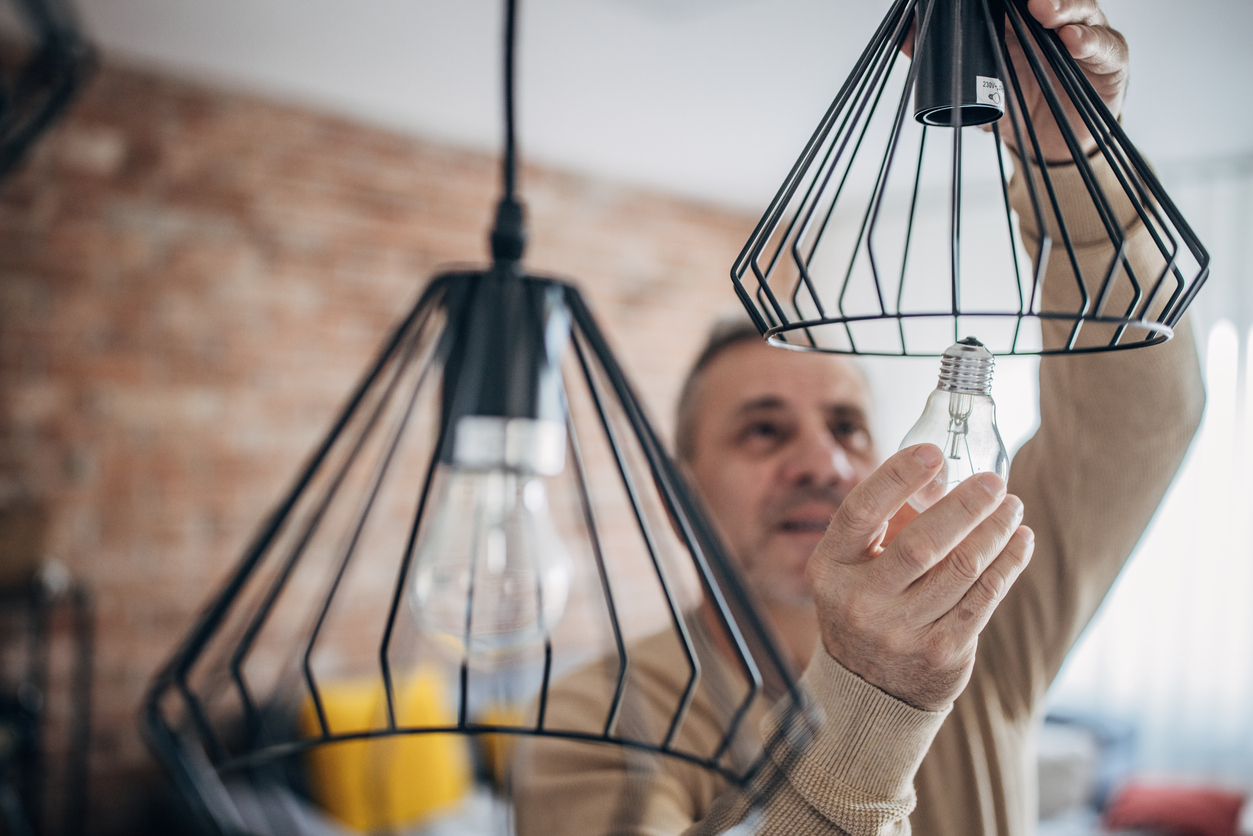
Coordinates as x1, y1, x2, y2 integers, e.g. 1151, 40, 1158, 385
913, 444, 943, 469
1005, 495, 1024, 519
978, 472, 1005, 495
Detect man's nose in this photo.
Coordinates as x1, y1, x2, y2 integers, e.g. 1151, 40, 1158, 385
782, 427, 856, 487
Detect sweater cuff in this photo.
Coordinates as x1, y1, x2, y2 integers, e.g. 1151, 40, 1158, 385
1008, 149, 1145, 248
762, 647, 949, 817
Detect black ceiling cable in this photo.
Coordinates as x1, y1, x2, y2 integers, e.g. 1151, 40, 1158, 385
491, 0, 526, 266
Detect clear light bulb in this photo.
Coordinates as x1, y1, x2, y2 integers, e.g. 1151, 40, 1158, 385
898, 338, 1009, 513
409, 415, 573, 660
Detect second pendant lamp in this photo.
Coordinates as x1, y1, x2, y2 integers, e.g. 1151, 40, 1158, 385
143, 2, 815, 834
732, 0, 1209, 358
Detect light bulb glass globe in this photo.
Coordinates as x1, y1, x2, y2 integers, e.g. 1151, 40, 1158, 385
409, 417, 573, 661
898, 339, 1009, 513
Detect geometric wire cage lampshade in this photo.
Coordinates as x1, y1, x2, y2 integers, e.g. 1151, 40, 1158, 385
731, 0, 1209, 356
142, 3, 813, 834
142, 273, 811, 835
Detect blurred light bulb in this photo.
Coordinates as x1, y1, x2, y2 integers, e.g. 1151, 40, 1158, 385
410, 415, 572, 660
898, 338, 1009, 512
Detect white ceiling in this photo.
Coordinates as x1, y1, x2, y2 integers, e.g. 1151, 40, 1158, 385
76, 0, 1253, 211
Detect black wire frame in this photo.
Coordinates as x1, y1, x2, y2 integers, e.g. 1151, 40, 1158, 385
730, 0, 1209, 357
142, 271, 816, 835
0, 0, 96, 179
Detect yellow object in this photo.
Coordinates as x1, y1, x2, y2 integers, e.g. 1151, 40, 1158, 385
300, 669, 471, 833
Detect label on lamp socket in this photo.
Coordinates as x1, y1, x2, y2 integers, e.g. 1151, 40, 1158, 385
977, 76, 1005, 108
453, 415, 566, 475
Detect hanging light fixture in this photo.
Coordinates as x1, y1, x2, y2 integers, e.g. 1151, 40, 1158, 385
142, 1, 812, 833
731, 0, 1209, 357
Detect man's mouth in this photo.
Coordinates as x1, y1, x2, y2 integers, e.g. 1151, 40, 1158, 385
767, 495, 844, 541
776, 517, 833, 535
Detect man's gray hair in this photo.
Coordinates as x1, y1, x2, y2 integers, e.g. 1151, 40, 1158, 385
672, 315, 873, 464
673, 315, 764, 463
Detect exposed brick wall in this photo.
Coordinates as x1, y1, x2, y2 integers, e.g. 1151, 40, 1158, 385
0, 61, 756, 834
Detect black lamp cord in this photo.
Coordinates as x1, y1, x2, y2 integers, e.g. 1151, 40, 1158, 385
490, 0, 527, 266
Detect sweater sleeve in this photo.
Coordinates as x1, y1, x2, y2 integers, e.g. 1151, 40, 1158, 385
976, 153, 1206, 718
513, 646, 948, 836
704, 648, 950, 836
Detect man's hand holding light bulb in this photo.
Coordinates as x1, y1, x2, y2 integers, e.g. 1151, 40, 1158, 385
807, 338, 1017, 710
801, 327, 1028, 712
805, 433, 1032, 712
803, 343, 1024, 714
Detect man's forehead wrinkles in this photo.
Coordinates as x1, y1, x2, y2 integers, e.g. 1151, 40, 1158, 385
698, 344, 873, 421
727, 393, 870, 424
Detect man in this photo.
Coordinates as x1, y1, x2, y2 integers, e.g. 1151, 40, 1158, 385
514, 0, 1205, 832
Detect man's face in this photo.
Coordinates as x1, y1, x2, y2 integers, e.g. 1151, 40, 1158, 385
684, 340, 878, 609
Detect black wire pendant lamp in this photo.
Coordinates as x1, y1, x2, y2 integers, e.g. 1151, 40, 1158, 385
143, 2, 811, 833
732, 0, 1209, 356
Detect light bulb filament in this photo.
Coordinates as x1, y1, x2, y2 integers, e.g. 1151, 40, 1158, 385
946, 425, 966, 460
946, 392, 973, 460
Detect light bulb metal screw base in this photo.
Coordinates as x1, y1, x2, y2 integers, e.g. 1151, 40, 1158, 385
937, 337, 995, 396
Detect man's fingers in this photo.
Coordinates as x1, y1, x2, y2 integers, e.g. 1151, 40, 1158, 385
872, 471, 1007, 588
1027, 0, 1108, 30
908, 494, 1024, 616
821, 443, 944, 565
1057, 23, 1128, 81
1026, 0, 1126, 86
946, 525, 1035, 637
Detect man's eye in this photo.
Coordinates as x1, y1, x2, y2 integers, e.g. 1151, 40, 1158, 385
834, 423, 872, 453
747, 422, 780, 439
738, 421, 787, 448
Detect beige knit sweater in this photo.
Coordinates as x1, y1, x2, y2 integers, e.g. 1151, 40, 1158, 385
512, 156, 1205, 836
